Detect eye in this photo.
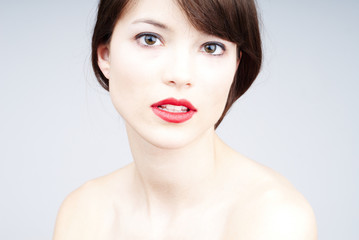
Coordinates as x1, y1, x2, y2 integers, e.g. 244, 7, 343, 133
136, 33, 163, 47
202, 42, 225, 56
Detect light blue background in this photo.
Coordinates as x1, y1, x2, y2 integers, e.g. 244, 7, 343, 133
0, 0, 358, 239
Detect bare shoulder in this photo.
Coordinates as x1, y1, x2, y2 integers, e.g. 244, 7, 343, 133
52, 164, 133, 240
224, 153, 318, 239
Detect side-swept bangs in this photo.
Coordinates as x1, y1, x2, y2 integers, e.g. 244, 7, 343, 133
92, 0, 262, 128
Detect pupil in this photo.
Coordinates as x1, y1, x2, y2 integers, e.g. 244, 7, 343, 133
145, 35, 156, 45
205, 44, 216, 53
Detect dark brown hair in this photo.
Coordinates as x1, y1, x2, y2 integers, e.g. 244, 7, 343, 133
92, 0, 262, 128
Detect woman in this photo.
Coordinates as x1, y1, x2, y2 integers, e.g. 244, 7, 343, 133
53, 0, 317, 239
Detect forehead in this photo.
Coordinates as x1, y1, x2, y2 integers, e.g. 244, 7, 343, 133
117, 0, 192, 31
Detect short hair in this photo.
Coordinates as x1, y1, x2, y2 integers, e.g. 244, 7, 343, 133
91, 0, 262, 128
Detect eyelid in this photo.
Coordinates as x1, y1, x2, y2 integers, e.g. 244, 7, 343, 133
207, 41, 226, 50
135, 32, 164, 46
202, 41, 226, 55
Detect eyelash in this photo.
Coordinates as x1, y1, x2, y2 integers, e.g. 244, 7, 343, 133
201, 42, 226, 56
135, 33, 226, 56
135, 33, 164, 47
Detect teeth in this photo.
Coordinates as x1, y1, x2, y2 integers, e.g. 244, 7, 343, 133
158, 104, 189, 113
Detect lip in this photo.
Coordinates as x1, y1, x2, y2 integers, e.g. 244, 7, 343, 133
151, 98, 197, 123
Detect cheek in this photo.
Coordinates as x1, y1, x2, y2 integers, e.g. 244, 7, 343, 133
108, 47, 149, 116
108, 42, 163, 97
197, 62, 236, 116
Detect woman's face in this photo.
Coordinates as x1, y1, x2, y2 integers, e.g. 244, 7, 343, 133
98, 0, 238, 149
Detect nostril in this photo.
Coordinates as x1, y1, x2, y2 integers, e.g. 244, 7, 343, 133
163, 78, 192, 87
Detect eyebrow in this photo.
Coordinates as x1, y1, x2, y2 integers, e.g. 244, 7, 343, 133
131, 18, 169, 30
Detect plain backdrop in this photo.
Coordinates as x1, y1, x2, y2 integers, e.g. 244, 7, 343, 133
0, 0, 358, 239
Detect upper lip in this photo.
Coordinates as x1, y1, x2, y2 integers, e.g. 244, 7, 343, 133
151, 98, 197, 111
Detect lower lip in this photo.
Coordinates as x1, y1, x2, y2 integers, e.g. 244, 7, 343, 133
151, 107, 195, 123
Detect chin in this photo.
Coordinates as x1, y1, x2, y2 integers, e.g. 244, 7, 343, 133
151, 129, 199, 149
126, 120, 214, 150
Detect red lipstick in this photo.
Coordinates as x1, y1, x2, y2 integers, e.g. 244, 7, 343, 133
151, 98, 197, 123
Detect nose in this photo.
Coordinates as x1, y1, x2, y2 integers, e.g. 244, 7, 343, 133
162, 48, 193, 88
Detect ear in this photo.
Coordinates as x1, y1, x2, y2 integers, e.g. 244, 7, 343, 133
97, 44, 111, 79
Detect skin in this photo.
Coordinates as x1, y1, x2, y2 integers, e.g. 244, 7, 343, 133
53, 0, 318, 239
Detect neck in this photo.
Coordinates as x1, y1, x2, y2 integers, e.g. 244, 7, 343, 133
126, 125, 225, 218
